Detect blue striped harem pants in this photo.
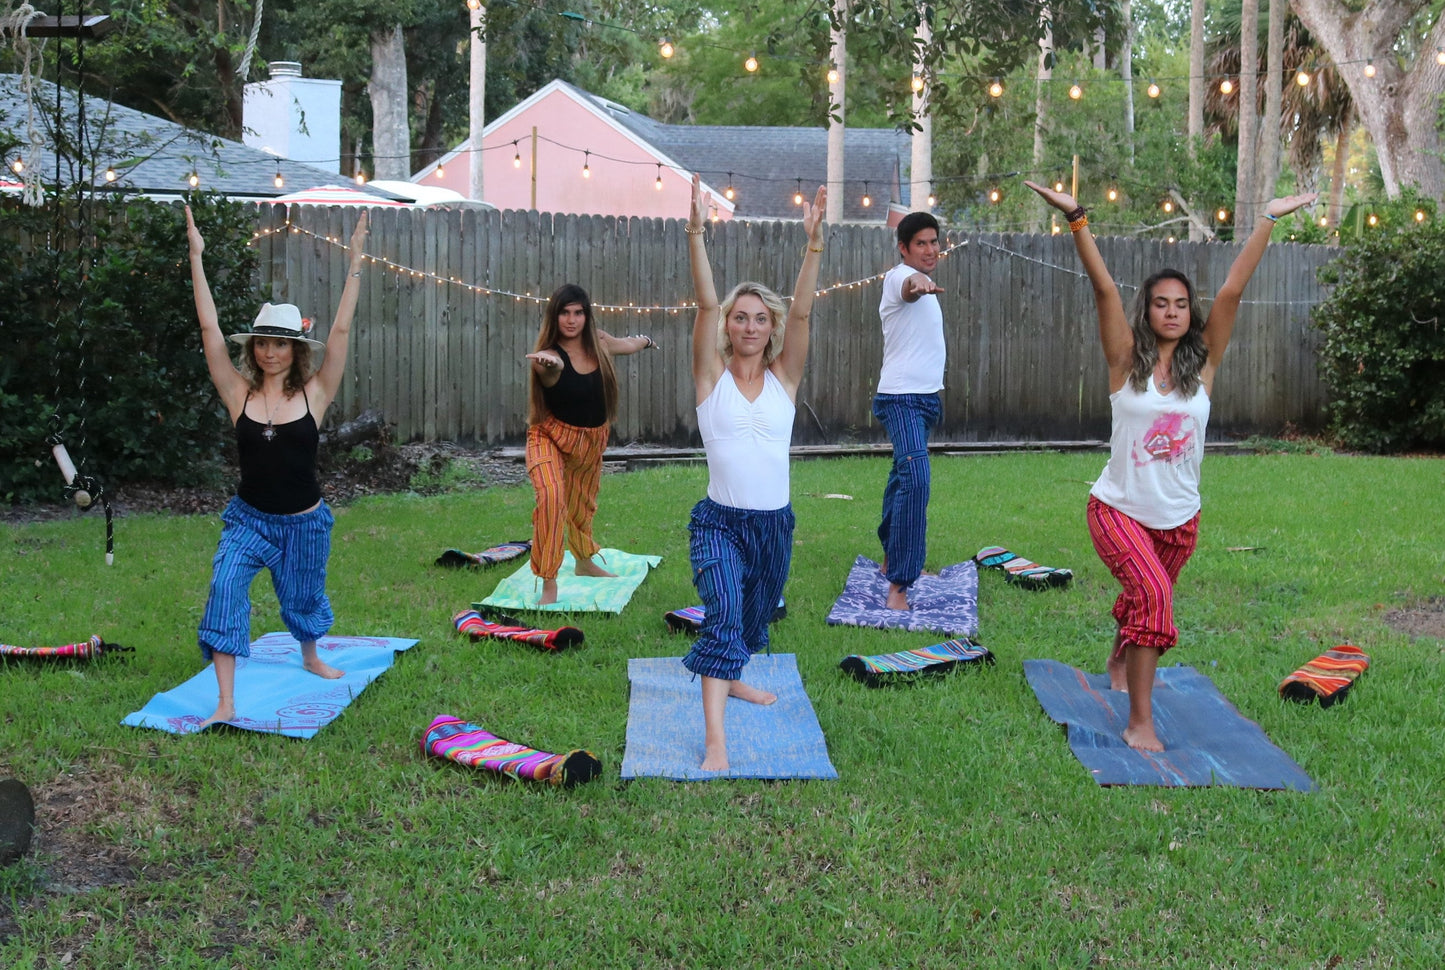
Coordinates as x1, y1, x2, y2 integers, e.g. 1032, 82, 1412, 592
873, 392, 942, 589
682, 498, 795, 681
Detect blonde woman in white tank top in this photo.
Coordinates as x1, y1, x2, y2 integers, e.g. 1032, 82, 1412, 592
1027, 180, 1316, 753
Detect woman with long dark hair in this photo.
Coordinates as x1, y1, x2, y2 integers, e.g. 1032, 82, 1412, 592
1026, 180, 1315, 751
525, 284, 655, 605
186, 206, 369, 728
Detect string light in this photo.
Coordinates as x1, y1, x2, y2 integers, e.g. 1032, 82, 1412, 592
827, 66, 839, 84
1296, 70, 1311, 86
10, 158, 22, 173
582, 151, 591, 178
513, 142, 522, 168
911, 74, 925, 93
104, 166, 117, 182
1053, 180, 1064, 192
1051, 222, 1061, 235
189, 171, 201, 188
988, 79, 1003, 98
1318, 215, 1328, 226
655, 164, 663, 191
793, 178, 804, 206
659, 38, 674, 59
354, 171, 366, 185
988, 188, 1001, 203
861, 180, 871, 208
1162, 199, 1174, 213
1216, 207, 1229, 222
1167, 236, 1176, 244
274, 165, 285, 189
745, 53, 759, 73
1106, 187, 1119, 202
1147, 80, 1161, 98
1367, 213, 1379, 226
466, 0, 480, 9
1415, 209, 1427, 222
1068, 82, 1082, 100
1363, 60, 1376, 78
435, 163, 445, 178
724, 174, 736, 201
927, 186, 937, 207
1220, 78, 1234, 95
1437, 48, 1445, 66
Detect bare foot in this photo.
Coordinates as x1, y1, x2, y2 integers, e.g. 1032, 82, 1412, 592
540, 577, 559, 605
1123, 725, 1165, 752
198, 703, 236, 729
303, 656, 345, 679
728, 681, 777, 705
700, 742, 729, 771
574, 558, 617, 579
885, 583, 910, 611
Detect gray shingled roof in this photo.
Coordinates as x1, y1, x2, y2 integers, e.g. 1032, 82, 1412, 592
559, 81, 912, 221
0, 74, 406, 202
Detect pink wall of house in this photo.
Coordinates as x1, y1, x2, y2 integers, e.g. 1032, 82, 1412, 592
419, 86, 733, 221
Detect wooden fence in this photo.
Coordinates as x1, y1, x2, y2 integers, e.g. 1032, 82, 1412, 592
252, 204, 1338, 445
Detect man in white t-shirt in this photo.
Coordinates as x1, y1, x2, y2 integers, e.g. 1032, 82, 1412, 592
873, 212, 945, 610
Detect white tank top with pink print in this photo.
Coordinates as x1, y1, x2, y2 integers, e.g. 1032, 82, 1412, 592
1089, 374, 1211, 530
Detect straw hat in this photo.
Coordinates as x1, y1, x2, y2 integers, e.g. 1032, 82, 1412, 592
228, 302, 326, 354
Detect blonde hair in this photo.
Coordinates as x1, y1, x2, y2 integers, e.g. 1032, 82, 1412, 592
716, 282, 787, 365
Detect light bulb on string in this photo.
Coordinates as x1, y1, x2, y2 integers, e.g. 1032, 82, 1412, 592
1367, 213, 1378, 226
1051, 222, 1061, 235
1216, 207, 1229, 222
10, 158, 22, 173
1068, 82, 1082, 100
988, 188, 1001, 204
1437, 48, 1445, 66
1363, 60, 1376, 78
104, 165, 117, 183
794, 179, 804, 206
354, 171, 366, 185
911, 74, 925, 93
1296, 70, 1311, 86
582, 151, 591, 179
861, 180, 872, 208
1220, 78, 1234, 95
1167, 236, 1176, 244
927, 186, 936, 207
988, 79, 1003, 98
827, 66, 839, 84
513, 142, 522, 168
655, 164, 664, 191
189, 171, 201, 188
466, 0, 481, 9
274, 166, 285, 189
1107, 187, 1119, 202
1147, 80, 1161, 98
745, 53, 759, 73
724, 174, 736, 201
1416, 209, 1427, 222
436, 163, 445, 178
1053, 180, 1064, 193
1162, 199, 1174, 213
1318, 215, 1328, 226
659, 38, 674, 59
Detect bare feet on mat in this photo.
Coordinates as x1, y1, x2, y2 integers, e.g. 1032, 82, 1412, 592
885, 583, 910, 611
574, 558, 617, 579
728, 681, 777, 705
198, 703, 236, 729
300, 641, 345, 679
1123, 724, 1164, 752
540, 577, 559, 605
701, 743, 729, 772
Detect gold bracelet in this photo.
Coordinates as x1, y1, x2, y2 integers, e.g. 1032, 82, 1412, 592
684, 225, 705, 235
1069, 214, 1089, 233
808, 244, 824, 253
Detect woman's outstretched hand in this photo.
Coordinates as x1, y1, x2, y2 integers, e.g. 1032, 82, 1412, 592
526, 350, 563, 371
688, 173, 711, 230
347, 212, 369, 271
1264, 192, 1319, 219
801, 185, 826, 246
1024, 180, 1080, 214
184, 205, 205, 258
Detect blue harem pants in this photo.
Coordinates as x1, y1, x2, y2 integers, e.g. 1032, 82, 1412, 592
873, 391, 941, 589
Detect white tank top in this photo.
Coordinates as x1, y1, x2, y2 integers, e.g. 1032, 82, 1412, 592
1089, 375, 1211, 530
697, 369, 795, 510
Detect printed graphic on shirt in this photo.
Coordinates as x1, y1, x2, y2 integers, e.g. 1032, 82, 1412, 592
1132, 412, 1197, 466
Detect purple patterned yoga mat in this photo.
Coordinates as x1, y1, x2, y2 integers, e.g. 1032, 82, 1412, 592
826, 555, 979, 637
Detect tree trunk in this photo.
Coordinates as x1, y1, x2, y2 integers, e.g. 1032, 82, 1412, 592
1327, 120, 1351, 225
1255, 0, 1285, 209
827, 0, 847, 224
1234, 0, 1260, 228
1187, 0, 1205, 240
1289, 0, 1445, 199
369, 24, 410, 182
1121, 0, 1135, 166
909, 9, 932, 213
1029, 7, 1053, 234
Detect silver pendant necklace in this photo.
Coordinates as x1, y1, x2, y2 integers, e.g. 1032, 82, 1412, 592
261, 390, 283, 441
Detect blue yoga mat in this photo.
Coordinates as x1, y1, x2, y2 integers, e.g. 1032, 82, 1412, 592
1023, 659, 1315, 790
826, 555, 978, 637
621, 654, 838, 781
122, 633, 418, 738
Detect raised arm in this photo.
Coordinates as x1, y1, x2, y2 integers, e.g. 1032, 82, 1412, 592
598, 330, 657, 358
186, 206, 249, 419
1025, 181, 1132, 384
1202, 192, 1317, 369
687, 174, 723, 400
309, 213, 369, 420
772, 185, 826, 395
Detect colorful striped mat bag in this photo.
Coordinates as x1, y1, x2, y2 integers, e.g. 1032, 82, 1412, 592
975, 545, 1073, 590
421, 715, 602, 787
663, 600, 787, 634
1, 635, 129, 660
1279, 644, 1370, 707
452, 609, 584, 651
839, 638, 994, 687
435, 539, 532, 568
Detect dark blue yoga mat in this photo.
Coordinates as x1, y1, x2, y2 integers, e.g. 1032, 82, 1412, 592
621, 654, 838, 781
1024, 659, 1315, 791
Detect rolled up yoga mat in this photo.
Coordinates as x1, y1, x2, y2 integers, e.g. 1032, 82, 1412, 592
435, 539, 532, 568
421, 715, 602, 787
663, 599, 786, 635
453, 610, 584, 651
1, 635, 129, 660
974, 545, 1072, 590
839, 638, 994, 687
1278, 644, 1369, 708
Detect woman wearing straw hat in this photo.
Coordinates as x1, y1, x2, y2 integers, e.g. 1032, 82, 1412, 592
185, 205, 369, 729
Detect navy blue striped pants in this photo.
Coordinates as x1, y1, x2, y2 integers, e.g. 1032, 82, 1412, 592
873, 392, 941, 589
198, 496, 335, 659
682, 498, 795, 680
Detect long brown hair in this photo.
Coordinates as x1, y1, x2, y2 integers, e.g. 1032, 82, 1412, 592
239, 338, 313, 396
1128, 269, 1208, 398
528, 284, 618, 426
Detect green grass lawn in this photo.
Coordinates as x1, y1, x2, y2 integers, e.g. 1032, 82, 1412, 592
2, 453, 1444, 968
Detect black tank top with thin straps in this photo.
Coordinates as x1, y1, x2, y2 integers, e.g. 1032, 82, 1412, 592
540, 346, 606, 428
236, 388, 322, 514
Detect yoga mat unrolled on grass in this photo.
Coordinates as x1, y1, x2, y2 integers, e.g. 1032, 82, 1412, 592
122, 633, 418, 738
826, 555, 979, 637
477, 548, 661, 613
621, 653, 838, 781
1023, 658, 1315, 791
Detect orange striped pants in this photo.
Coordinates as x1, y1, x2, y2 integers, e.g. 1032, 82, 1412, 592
526, 416, 609, 580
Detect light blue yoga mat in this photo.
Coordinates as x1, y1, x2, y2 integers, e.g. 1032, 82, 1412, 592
122, 633, 418, 738
1024, 659, 1315, 791
477, 548, 661, 613
621, 653, 838, 781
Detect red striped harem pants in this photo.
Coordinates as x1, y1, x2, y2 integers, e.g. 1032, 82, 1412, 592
1086, 495, 1199, 658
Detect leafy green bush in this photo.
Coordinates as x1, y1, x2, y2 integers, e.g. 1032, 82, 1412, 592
1312, 193, 1445, 453
0, 194, 257, 503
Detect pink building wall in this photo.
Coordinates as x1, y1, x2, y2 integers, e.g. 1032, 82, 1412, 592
417, 84, 735, 221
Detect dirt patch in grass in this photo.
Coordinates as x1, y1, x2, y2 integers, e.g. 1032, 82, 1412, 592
1382, 597, 1445, 641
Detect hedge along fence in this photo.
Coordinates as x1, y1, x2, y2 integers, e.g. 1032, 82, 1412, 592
252, 204, 1337, 446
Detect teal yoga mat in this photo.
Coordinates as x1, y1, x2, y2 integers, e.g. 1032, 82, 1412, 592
477, 548, 661, 613
621, 653, 838, 781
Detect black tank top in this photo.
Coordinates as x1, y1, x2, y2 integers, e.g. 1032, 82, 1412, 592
236, 388, 322, 514
540, 346, 606, 428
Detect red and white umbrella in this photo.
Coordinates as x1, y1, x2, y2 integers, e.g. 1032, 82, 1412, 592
269, 184, 406, 206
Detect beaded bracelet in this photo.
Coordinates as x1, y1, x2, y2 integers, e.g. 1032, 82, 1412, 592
1264, 213, 1279, 222
1069, 214, 1089, 233
683, 225, 705, 234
